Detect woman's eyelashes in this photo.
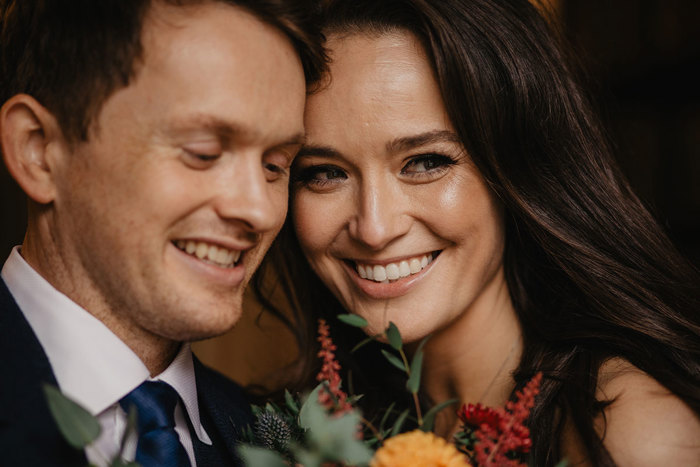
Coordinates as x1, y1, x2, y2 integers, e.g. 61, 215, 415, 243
401, 153, 456, 177
293, 153, 457, 189
293, 164, 348, 189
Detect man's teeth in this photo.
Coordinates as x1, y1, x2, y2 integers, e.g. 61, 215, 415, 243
356, 253, 434, 283
175, 240, 241, 267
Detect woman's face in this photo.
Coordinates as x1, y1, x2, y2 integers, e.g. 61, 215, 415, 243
293, 31, 507, 342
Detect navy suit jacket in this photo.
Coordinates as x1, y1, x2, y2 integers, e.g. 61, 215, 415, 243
0, 278, 252, 466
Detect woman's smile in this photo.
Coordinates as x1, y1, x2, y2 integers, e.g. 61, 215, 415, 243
293, 31, 507, 342
340, 250, 441, 299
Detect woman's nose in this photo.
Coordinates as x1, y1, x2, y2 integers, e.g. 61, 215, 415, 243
347, 177, 411, 251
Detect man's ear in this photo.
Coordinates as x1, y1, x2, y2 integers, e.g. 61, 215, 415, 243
0, 94, 68, 204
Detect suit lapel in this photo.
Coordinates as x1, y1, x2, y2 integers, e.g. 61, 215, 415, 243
0, 278, 87, 466
193, 356, 253, 466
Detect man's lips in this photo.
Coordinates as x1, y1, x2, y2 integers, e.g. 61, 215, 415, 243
173, 239, 244, 268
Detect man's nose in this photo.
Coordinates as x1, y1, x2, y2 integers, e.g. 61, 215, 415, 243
212, 155, 283, 234
347, 176, 411, 251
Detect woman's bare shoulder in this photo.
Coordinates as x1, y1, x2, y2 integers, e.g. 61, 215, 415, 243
594, 358, 700, 466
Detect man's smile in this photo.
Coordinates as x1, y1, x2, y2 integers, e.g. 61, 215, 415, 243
174, 240, 244, 269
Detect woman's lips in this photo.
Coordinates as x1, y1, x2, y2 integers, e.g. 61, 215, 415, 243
354, 251, 437, 282
343, 251, 441, 299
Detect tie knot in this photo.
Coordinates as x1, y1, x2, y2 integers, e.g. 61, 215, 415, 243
120, 381, 179, 432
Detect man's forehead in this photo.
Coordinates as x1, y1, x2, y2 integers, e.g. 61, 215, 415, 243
161, 114, 306, 147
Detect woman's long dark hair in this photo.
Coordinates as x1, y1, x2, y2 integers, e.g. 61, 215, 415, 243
253, 0, 700, 465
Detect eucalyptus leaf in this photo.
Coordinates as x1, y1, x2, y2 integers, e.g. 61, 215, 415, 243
385, 322, 402, 350
337, 314, 368, 328
381, 349, 405, 372
406, 349, 424, 394
350, 336, 374, 353
43, 384, 101, 449
296, 389, 372, 465
298, 384, 324, 430
117, 404, 138, 460
415, 334, 431, 354
379, 401, 396, 432
420, 398, 459, 432
293, 447, 323, 467
390, 408, 410, 437
284, 389, 299, 414
347, 394, 364, 405
237, 444, 288, 467
307, 408, 372, 465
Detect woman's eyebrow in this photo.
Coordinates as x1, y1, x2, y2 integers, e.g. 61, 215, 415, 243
297, 130, 460, 160
386, 130, 460, 153
296, 145, 344, 159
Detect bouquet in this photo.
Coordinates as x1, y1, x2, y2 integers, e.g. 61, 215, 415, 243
237, 316, 550, 467
44, 315, 554, 466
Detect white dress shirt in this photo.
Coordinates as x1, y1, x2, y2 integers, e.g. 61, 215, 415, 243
1, 247, 212, 466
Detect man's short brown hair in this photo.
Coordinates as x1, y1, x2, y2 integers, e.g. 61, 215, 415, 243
0, 0, 326, 141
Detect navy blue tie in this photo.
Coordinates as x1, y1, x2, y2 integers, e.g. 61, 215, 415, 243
120, 381, 192, 467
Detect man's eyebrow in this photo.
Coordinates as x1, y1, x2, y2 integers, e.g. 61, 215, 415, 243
280, 132, 306, 147
386, 130, 461, 153
166, 115, 246, 138
165, 114, 305, 146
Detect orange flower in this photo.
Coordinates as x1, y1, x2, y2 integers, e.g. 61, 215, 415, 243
370, 430, 472, 467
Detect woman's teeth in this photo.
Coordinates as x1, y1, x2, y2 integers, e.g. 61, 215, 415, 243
175, 240, 241, 268
355, 253, 435, 283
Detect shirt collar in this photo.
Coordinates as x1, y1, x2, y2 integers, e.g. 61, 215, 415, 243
155, 343, 212, 444
1, 246, 211, 443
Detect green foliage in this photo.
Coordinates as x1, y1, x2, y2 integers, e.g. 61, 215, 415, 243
380, 349, 405, 372
420, 398, 459, 432
454, 429, 476, 450
44, 384, 139, 466
296, 391, 373, 466
351, 336, 375, 353
385, 322, 402, 351
379, 401, 397, 433
239, 384, 372, 467
337, 314, 368, 328
298, 385, 323, 430
284, 389, 299, 415
237, 445, 287, 467
390, 408, 410, 437
43, 384, 101, 449
406, 349, 424, 394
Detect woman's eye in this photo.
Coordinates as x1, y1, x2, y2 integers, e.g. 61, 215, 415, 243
401, 154, 455, 175
293, 165, 347, 188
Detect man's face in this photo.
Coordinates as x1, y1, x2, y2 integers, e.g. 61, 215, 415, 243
51, 2, 306, 342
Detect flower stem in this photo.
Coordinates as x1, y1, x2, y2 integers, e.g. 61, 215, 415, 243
399, 348, 423, 425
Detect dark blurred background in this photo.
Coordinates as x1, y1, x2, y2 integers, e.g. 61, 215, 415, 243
562, 1, 700, 266
2, 1, 699, 264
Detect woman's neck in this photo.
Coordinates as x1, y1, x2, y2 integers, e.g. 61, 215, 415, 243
415, 267, 523, 437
